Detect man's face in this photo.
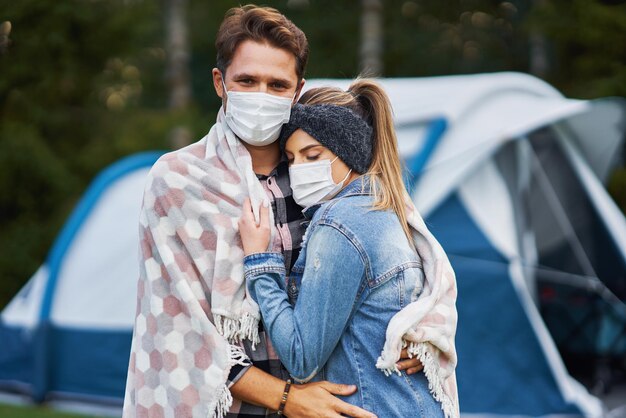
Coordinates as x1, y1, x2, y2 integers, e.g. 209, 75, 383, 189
212, 39, 304, 107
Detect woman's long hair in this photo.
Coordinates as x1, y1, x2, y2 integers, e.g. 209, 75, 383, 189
299, 79, 412, 244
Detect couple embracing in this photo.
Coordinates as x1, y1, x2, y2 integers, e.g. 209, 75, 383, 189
123, 5, 459, 418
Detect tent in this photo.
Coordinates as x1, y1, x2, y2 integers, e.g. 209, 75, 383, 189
1, 72, 624, 416
0, 152, 162, 410
305, 73, 625, 417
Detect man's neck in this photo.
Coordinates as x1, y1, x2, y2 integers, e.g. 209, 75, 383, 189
242, 141, 282, 176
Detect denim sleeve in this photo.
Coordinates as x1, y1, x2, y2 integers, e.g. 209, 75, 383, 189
244, 224, 365, 383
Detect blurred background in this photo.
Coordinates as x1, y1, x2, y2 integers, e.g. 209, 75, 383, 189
1, 0, 625, 417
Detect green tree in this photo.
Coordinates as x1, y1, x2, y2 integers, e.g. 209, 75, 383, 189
529, 0, 626, 98
0, 0, 169, 306
1, 0, 625, 308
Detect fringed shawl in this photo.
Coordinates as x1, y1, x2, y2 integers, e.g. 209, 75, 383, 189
376, 193, 460, 418
123, 109, 273, 418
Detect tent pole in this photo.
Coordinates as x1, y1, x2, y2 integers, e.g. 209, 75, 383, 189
528, 142, 597, 277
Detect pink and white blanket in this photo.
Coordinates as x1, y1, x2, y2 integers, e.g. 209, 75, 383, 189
123, 109, 274, 417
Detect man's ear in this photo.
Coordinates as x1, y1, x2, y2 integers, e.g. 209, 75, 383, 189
293, 78, 306, 104
212, 68, 225, 99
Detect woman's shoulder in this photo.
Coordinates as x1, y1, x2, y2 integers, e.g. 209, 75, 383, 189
313, 193, 373, 224
313, 193, 404, 244
310, 195, 418, 275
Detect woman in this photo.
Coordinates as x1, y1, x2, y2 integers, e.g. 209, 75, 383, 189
239, 80, 459, 417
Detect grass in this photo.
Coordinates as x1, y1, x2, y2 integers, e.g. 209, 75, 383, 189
0, 404, 98, 418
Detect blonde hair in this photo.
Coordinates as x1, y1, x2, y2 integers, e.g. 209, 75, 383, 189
299, 79, 412, 244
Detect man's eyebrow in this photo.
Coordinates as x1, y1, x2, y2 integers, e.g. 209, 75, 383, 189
229, 73, 293, 86
270, 77, 294, 87
230, 72, 257, 80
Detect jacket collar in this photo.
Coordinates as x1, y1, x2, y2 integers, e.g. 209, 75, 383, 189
302, 175, 371, 219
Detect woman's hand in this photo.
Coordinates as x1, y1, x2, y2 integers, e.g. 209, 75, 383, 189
285, 381, 377, 418
238, 198, 271, 256
396, 348, 423, 375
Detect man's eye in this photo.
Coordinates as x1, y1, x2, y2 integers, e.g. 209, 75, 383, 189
239, 79, 253, 84
271, 83, 287, 89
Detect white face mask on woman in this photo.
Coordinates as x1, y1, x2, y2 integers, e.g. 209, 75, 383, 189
289, 156, 352, 207
222, 80, 294, 146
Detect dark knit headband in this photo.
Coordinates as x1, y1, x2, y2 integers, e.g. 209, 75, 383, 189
279, 104, 373, 174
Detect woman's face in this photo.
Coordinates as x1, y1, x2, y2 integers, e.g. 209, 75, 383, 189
284, 129, 352, 184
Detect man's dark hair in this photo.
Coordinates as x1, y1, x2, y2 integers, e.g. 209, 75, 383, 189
215, 5, 309, 81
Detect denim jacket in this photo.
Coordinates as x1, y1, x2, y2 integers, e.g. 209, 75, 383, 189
244, 176, 444, 416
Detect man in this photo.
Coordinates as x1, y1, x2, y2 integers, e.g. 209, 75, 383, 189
124, 6, 418, 417
209, 6, 378, 417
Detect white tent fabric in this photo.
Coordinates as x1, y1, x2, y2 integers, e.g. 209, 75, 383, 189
2, 266, 48, 329
1, 169, 149, 330
563, 99, 625, 182
51, 168, 149, 329
304, 73, 623, 217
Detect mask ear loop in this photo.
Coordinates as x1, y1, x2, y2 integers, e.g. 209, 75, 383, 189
221, 74, 229, 96
220, 73, 230, 113
329, 156, 352, 185
338, 168, 352, 184
291, 85, 301, 105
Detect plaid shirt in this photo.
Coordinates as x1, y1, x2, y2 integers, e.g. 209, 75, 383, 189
226, 160, 306, 417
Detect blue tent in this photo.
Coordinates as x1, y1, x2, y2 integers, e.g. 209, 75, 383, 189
0, 152, 162, 410
359, 73, 625, 417
2, 73, 625, 416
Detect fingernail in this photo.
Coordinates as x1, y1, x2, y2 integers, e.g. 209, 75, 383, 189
263, 200, 269, 207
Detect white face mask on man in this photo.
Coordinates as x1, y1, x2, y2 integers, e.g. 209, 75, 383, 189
289, 156, 352, 208
222, 79, 294, 146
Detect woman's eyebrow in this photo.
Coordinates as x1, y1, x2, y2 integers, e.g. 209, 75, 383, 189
299, 144, 323, 153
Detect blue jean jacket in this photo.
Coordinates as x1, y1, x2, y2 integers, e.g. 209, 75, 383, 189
244, 176, 444, 417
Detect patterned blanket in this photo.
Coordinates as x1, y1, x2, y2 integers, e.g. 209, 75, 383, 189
123, 109, 274, 418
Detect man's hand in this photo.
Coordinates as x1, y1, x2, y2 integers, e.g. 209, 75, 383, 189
230, 367, 375, 417
396, 348, 423, 375
285, 381, 377, 418
239, 197, 271, 256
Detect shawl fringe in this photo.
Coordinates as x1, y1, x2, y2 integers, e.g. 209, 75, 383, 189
211, 384, 233, 418
376, 341, 457, 418
239, 312, 261, 350
408, 342, 457, 418
214, 313, 261, 349
229, 343, 252, 367
209, 344, 252, 418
